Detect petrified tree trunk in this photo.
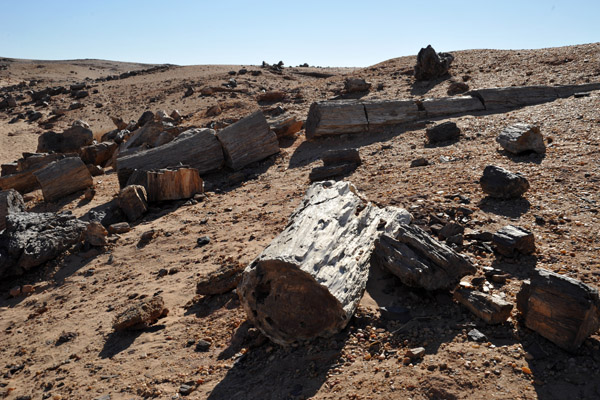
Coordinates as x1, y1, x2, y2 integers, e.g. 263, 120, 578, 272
517, 268, 600, 352
373, 224, 476, 290
145, 168, 203, 202
215, 111, 279, 170
34, 157, 93, 202
238, 181, 412, 345
305, 100, 368, 138
0, 189, 25, 231
116, 128, 224, 187
80, 141, 118, 167
0, 153, 74, 193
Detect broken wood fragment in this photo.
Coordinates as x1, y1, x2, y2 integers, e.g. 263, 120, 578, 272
373, 224, 476, 290
454, 288, 513, 324
145, 168, 203, 202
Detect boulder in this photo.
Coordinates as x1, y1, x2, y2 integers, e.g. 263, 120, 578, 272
480, 165, 529, 198
118, 185, 148, 222
37, 125, 94, 154
0, 211, 87, 277
80, 141, 118, 167
496, 123, 546, 154
414, 45, 454, 81
426, 122, 461, 143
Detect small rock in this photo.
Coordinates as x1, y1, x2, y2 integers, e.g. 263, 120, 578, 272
480, 165, 529, 198
108, 222, 130, 234
497, 123, 546, 154
447, 81, 469, 95
467, 328, 487, 342
85, 221, 108, 247
84, 188, 96, 201
196, 264, 244, 295
492, 225, 535, 256
344, 78, 371, 93
195, 339, 211, 352
9, 286, 21, 297
183, 87, 194, 98
406, 347, 426, 359
179, 384, 194, 396
137, 111, 154, 127
118, 185, 148, 222
56, 331, 78, 345
139, 230, 155, 243
21, 284, 34, 294
410, 157, 429, 168
426, 122, 461, 143
439, 222, 464, 240
257, 91, 286, 102
157, 269, 168, 278
113, 295, 168, 331
205, 104, 222, 117
196, 236, 210, 247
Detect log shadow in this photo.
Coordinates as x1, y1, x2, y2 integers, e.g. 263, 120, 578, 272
489, 255, 538, 282
99, 324, 165, 359
202, 155, 277, 195
477, 196, 531, 218
424, 137, 461, 148
183, 292, 239, 319
207, 330, 347, 400
277, 134, 300, 149
410, 75, 451, 96
28, 188, 90, 213
497, 149, 546, 165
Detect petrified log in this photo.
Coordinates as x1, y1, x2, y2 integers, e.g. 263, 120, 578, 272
420, 96, 484, 117
0, 211, 87, 277
36, 125, 94, 153
34, 157, 93, 202
0, 153, 73, 193
116, 128, 224, 187
238, 181, 412, 344
1, 163, 18, 177
517, 268, 600, 352
305, 100, 368, 139
0, 189, 25, 231
80, 141, 118, 166
364, 100, 423, 130
269, 116, 304, 138
470, 86, 557, 111
215, 111, 279, 170
118, 185, 148, 222
454, 288, 513, 324
322, 149, 361, 166
145, 168, 203, 202
373, 224, 476, 290
121, 120, 183, 151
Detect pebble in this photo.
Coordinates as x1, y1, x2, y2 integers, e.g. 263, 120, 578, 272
179, 384, 194, 395
468, 329, 487, 342
9, 286, 21, 297
196, 236, 210, 247
195, 339, 211, 352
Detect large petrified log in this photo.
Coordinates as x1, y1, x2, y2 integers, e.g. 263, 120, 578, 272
517, 268, 600, 352
215, 111, 279, 170
80, 141, 119, 166
238, 181, 412, 344
304, 83, 600, 139
373, 224, 476, 290
0, 153, 74, 193
34, 157, 94, 202
116, 128, 224, 187
145, 168, 203, 202
0, 211, 87, 277
0, 189, 25, 231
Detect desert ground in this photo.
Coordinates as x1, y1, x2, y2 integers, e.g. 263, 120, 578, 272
1, 43, 600, 399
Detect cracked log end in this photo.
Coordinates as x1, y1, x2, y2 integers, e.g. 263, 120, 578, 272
238, 259, 346, 345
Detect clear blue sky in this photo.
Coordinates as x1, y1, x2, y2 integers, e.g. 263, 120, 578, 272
1, 0, 598, 67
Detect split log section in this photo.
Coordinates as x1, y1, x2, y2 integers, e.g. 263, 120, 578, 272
238, 181, 411, 344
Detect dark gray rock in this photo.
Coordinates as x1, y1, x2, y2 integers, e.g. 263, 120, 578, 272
0, 211, 87, 277
37, 125, 94, 154
414, 45, 454, 81
439, 222, 464, 240
410, 157, 429, 168
137, 111, 154, 127
0, 189, 25, 231
492, 225, 535, 256
480, 165, 529, 198
426, 122, 461, 143
496, 123, 546, 154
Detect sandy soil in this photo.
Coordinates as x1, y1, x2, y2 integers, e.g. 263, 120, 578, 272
1, 43, 600, 399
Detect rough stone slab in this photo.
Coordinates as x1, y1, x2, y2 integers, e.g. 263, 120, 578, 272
454, 288, 513, 324
238, 181, 412, 344
215, 111, 279, 170
80, 141, 119, 166
364, 100, 422, 129
113, 296, 168, 331
492, 225, 535, 256
496, 123, 546, 154
322, 149, 361, 166
470, 86, 557, 110
517, 268, 600, 352
118, 185, 148, 222
480, 165, 529, 199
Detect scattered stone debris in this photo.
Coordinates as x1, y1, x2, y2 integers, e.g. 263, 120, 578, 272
113, 295, 168, 331
479, 165, 529, 198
